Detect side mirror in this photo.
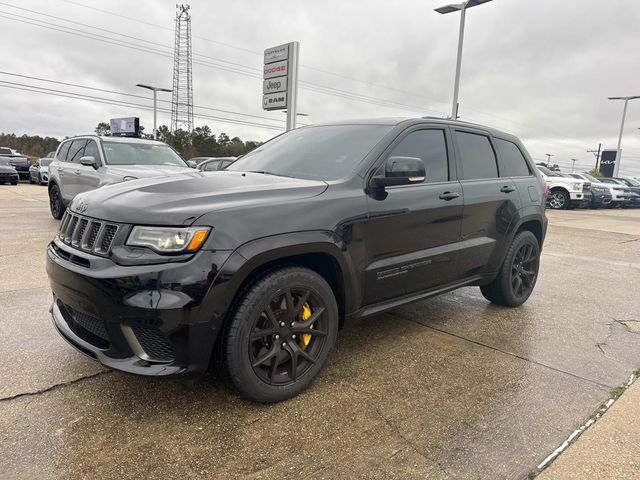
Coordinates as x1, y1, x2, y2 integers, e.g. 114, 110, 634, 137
187, 160, 197, 168
373, 156, 426, 188
80, 156, 99, 169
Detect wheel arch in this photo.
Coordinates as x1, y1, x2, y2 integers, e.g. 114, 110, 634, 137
229, 233, 359, 328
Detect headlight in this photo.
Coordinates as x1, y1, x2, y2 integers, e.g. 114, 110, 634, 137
127, 226, 211, 253
571, 182, 582, 190
592, 187, 605, 193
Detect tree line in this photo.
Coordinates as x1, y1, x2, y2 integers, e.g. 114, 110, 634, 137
0, 133, 60, 158
0, 124, 264, 159
95, 122, 262, 158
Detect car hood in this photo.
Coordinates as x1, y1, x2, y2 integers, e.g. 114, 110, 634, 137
71, 171, 329, 225
0, 165, 17, 173
104, 164, 191, 178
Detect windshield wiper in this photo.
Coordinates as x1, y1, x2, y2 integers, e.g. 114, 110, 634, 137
247, 170, 294, 178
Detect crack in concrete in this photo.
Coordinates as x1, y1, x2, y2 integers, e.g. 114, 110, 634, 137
0, 370, 110, 403
397, 316, 613, 390
595, 317, 640, 356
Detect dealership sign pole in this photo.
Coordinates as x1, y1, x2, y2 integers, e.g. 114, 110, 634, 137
263, 41, 300, 131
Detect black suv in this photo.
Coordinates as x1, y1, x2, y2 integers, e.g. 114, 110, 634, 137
46, 118, 547, 402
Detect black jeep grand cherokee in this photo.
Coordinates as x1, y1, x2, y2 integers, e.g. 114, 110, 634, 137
47, 118, 547, 402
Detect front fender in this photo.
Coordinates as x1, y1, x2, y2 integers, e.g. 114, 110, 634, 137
198, 231, 360, 332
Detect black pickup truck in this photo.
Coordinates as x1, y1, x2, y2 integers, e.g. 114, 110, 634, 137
0, 148, 30, 180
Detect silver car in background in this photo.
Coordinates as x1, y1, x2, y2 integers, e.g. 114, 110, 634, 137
29, 158, 53, 185
47, 135, 192, 219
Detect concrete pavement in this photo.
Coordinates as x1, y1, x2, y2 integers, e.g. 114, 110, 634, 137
539, 379, 640, 479
1, 184, 639, 479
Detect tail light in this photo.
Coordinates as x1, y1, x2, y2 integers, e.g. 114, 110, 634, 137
543, 183, 550, 197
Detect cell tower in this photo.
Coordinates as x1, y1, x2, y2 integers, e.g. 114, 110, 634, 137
171, 4, 194, 132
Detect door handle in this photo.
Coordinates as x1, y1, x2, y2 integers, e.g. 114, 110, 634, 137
500, 186, 516, 193
439, 191, 460, 201
74, 170, 81, 175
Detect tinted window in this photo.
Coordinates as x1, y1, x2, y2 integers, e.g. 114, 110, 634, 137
456, 132, 498, 180
221, 160, 234, 169
386, 129, 449, 183
495, 138, 531, 177
40, 159, 52, 167
56, 141, 72, 162
84, 140, 100, 161
203, 160, 221, 171
227, 125, 392, 181
67, 139, 87, 163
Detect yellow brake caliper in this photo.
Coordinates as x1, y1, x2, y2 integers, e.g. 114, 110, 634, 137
299, 303, 313, 349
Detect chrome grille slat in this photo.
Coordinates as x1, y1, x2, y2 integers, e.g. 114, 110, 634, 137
56, 212, 120, 256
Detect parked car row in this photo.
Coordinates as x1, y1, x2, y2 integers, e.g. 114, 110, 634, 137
0, 149, 56, 185
536, 165, 639, 209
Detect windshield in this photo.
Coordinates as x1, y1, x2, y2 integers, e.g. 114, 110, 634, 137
620, 177, 640, 187
102, 142, 188, 167
40, 159, 52, 167
537, 165, 562, 177
581, 173, 600, 183
227, 124, 393, 181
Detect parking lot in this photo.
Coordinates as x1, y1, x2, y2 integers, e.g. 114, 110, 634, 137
1, 183, 640, 479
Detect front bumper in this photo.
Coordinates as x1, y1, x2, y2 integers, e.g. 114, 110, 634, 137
591, 192, 612, 206
0, 171, 19, 183
47, 240, 234, 377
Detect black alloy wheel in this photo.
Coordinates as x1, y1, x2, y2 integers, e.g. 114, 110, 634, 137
249, 286, 328, 386
49, 185, 65, 219
480, 230, 540, 307
224, 267, 338, 403
510, 242, 538, 301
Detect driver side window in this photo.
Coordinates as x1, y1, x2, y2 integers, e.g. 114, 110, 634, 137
387, 130, 449, 183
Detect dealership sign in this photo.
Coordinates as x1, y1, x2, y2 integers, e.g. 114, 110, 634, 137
262, 41, 299, 130
599, 149, 618, 177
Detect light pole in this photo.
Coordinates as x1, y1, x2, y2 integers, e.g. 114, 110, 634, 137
136, 84, 172, 139
545, 153, 554, 165
435, 0, 494, 120
608, 96, 640, 177
571, 158, 577, 172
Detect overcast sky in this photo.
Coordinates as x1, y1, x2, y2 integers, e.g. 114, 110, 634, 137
1, 0, 640, 175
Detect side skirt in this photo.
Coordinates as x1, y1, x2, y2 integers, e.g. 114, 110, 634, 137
347, 273, 495, 320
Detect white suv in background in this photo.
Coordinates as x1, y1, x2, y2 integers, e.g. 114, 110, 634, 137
536, 166, 591, 209
48, 136, 193, 219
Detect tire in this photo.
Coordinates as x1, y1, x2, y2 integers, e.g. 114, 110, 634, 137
480, 230, 540, 307
49, 184, 66, 219
38, 174, 44, 185
224, 267, 338, 403
11, 181, 18, 185
548, 189, 569, 210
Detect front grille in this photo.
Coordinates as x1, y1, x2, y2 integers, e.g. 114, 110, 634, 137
131, 325, 174, 362
58, 212, 120, 256
62, 302, 110, 349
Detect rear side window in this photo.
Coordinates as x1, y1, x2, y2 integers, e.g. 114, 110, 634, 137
387, 129, 449, 183
56, 141, 72, 162
456, 131, 498, 180
67, 139, 87, 163
495, 138, 531, 177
